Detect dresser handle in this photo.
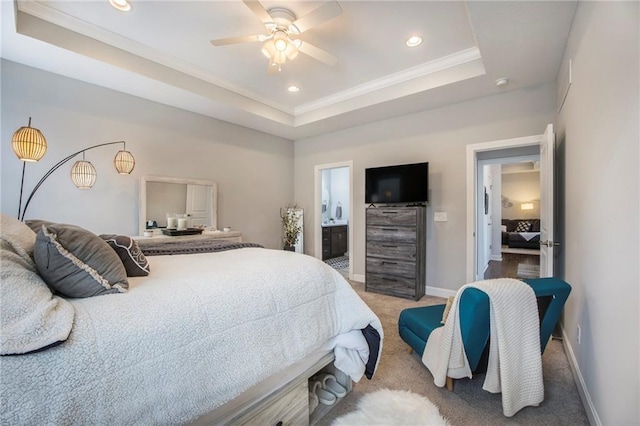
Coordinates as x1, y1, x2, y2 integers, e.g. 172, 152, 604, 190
382, 277, 398, 282
382, 261, 397, 265
275, 422, 283, 426
382, 245, 397, 248
381, 228, 397, 231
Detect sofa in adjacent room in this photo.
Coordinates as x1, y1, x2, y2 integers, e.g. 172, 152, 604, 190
501, 219, 541, 249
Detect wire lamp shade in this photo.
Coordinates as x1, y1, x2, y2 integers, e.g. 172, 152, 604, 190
114, 149, 135, 174
12, 118, 47, 162
71, 160, 97, 189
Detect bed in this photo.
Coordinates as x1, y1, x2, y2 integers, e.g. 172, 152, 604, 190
0, 214, 383, 425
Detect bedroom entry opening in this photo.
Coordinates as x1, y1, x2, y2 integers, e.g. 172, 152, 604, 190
467, 124, 556, 283
477, 155, 541, 281
314, 161, 353, 280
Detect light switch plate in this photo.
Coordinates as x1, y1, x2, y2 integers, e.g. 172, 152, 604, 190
434, 212, 447, 222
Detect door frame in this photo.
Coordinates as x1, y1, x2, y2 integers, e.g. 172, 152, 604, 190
466, 134, 545, 282
313, 161, 354, 280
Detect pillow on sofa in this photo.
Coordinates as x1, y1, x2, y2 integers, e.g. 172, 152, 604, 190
531, 219, 541, 232
34, 223, 128, 298
100, 234, 150, 277
0, 215, 74, 355
515, 221, 531, 232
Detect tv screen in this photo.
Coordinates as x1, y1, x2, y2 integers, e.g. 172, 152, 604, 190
365, 162, 429, 204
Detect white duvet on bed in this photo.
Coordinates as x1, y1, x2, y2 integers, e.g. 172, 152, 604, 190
0, 248, 383, 425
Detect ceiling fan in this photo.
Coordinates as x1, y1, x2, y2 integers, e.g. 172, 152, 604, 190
210, 0, 342, 74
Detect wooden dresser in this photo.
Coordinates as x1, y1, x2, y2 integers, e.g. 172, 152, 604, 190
365, 206, 425, 300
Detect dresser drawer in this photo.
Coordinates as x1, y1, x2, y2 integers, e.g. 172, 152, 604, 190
366, 241, 416, 260
367, 208, 417, 226
366, 226, 416, 243
237, 381, 308, 426
366, 273, 416, 297
367, 257, 416, 278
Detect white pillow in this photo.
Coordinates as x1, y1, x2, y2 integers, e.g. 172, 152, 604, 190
0, 214, 74, 355
501, 225, 507, 232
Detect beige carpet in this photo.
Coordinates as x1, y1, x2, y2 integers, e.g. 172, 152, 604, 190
316, 281, 589, 426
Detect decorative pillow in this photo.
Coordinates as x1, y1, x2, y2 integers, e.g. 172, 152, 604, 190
501, 225, 507, 232
24, 219, 54, 234
34, 223, 128, 298
515, 221, 531, 232
100, 234, 150, 277
0, 216, 75, 355
440, 296, 455, 325
531, 219, 541, 232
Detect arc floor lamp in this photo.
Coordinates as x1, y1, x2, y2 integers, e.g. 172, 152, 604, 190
11, 118, 136, 221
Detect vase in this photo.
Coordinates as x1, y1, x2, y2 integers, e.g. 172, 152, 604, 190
283, 245, 295, 252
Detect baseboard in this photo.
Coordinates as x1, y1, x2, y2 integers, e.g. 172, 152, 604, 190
561, 325, 602, 426
424, 286, 457, 298
490, 254, 502, 261
352, 274, 365, 283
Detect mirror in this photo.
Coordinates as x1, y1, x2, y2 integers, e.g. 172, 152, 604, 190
139, 176, 218, 235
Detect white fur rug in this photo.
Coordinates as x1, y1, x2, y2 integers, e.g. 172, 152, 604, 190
331, 389, 449, 426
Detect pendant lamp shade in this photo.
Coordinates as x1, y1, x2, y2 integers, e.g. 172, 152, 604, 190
114, 149, 135, 174
12, 118, 47, 162
71, 160, 97, 189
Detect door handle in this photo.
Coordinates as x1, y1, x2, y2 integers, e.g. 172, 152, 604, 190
539, 240, 560, 247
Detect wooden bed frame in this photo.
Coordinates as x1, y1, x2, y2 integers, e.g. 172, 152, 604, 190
190, 350, 352, 425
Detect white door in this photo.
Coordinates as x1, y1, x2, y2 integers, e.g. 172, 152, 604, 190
539, 124, 555, 277
186, 184, 211, 227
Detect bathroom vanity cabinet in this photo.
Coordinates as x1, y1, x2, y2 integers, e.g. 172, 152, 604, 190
322, 224, 348, 260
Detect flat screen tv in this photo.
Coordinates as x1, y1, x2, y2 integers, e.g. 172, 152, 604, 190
365, 162, 429, 204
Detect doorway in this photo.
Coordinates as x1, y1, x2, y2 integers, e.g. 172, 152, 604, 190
466, 125, 555, 283
479, 159, 541, 280
314, 161, 353, 280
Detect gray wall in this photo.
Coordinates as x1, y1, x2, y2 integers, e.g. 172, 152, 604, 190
294, 83, 556, 290
1, 60, 294, 249
556, 2, 639, 424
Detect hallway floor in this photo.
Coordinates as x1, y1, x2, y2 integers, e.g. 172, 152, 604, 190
484, 252, 540, 280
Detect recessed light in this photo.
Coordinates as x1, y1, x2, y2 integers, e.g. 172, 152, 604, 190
287, 86, 300, 93
405, 36, 422, 47
109, 0, 131, 12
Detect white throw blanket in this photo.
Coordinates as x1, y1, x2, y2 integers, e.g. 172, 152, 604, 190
1, 248, 383, 425
422, 278, 543, 417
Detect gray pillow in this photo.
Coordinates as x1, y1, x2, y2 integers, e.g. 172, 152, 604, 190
24, 219, 54, 234
0, 214, 74, 355
34, 223, 128, 298
100, 234, 150, 277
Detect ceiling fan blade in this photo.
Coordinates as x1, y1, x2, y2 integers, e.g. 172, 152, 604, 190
210, 35, 264, 46
289, 1, 342, 34
298, 41, 337, 66
243, 0, 273, 25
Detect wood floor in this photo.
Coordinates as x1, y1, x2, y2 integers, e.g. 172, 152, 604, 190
484, 252, 540, 280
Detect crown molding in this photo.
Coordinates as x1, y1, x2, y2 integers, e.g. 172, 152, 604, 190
294, 47, 482, 115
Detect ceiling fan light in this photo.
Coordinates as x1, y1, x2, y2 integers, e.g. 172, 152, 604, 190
273, 31, 288, 52
262, 39, 276, 58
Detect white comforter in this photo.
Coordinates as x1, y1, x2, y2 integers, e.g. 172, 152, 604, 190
0, 248, 383, 425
